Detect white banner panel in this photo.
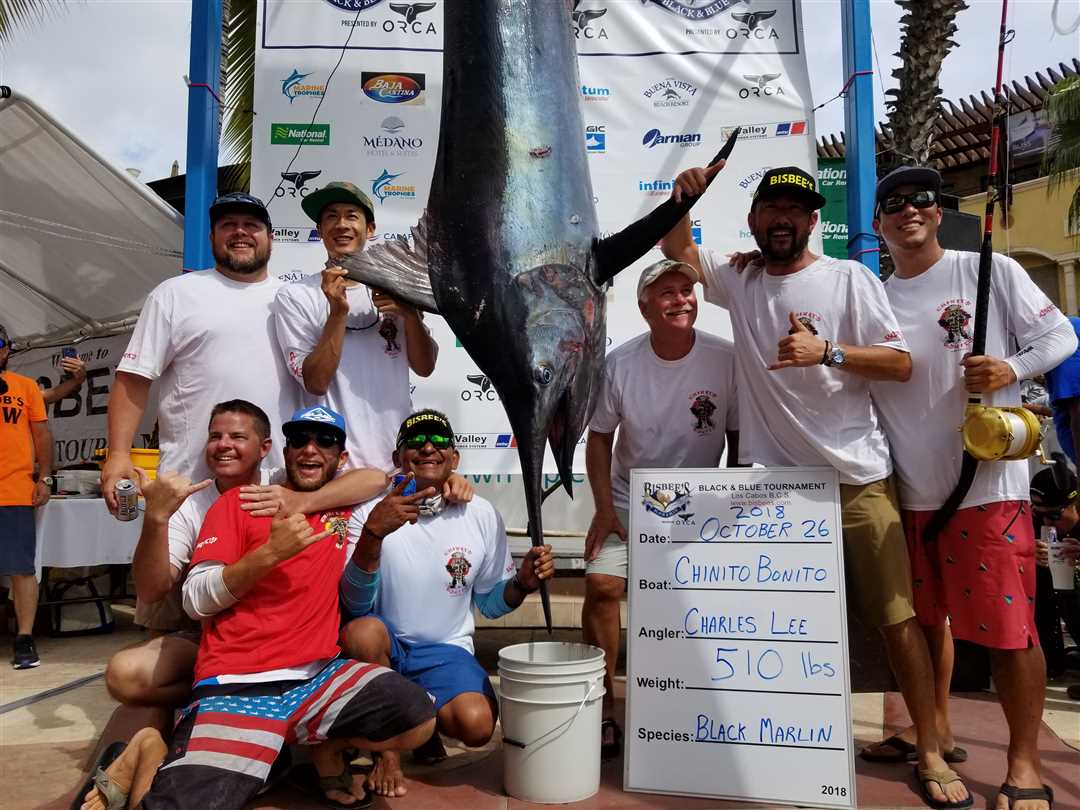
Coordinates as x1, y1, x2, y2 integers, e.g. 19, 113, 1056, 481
625, 466, 854, 807
252, 0, 819, 475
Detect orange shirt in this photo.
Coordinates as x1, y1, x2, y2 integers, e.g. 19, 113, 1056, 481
0, 371, 47, 506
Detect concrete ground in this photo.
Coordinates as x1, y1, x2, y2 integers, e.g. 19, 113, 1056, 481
2, 603, 1078, 810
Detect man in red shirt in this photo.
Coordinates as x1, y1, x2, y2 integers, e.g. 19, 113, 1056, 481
0, 323, 53, 670
79, 406, 434, 810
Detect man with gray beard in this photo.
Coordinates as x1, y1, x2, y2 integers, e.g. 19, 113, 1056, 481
102, 193, 298, 633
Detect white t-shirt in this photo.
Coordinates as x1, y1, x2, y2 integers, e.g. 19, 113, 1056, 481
873, 250, 1069, 510
273, 274, 434, 473
699, 252, 907, 485
118, 271, 297, 479
589, 329, 738, 512
348, 496, 515, 653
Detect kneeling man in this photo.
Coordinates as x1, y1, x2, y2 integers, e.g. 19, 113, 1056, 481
340, 409, 554, 796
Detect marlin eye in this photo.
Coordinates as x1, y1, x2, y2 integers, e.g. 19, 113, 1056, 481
534, 364, 554, 385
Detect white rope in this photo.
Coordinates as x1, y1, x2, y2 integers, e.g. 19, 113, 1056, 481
1050, 0, 1080, 35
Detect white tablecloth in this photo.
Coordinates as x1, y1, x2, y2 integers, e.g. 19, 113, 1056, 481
33, 498, 142, 577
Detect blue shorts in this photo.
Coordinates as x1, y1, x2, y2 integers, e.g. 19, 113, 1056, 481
373, 615, 495, 710
0, 506, 36, 576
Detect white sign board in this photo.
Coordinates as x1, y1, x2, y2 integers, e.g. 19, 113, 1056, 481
626, 467, 855, 809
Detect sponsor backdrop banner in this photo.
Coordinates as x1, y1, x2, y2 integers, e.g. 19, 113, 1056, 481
818, 158, 847, 260
251, 0, 819, 476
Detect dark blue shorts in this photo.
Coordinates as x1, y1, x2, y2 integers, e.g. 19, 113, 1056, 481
373, 615, 495, 710
0, 506, 36, 576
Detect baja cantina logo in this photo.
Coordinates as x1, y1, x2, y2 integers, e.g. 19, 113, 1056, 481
371, 169, 416, 203
572, 7, 609, 39
322, 0, 384, 10
384, 2, 437, 34
640, 0, 744, 20
642, 481, 692, 518
361, 72, 426, 104
642, 77, 699, 109
281, 69, 326, 104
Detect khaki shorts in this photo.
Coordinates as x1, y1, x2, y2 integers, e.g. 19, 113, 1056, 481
840, 476, 917, 629
134, 582, 201, 634
586, 508, 630, 578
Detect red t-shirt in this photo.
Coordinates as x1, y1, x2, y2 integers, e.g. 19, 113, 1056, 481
189, 488, 353, 682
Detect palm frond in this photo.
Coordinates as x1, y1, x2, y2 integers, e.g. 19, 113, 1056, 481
220, 0, 255, 191
0, 0, 65, 45
1042, 76, 1080, 234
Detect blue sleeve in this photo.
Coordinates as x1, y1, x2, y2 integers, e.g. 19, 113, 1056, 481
340, 564, 380, 621
472, 577, 514, 619
1047, 318, 1080, 403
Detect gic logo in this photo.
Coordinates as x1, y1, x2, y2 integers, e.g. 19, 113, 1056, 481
361, 72, 426, 104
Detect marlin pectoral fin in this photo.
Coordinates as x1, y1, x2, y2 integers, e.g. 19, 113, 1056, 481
337, 214, 439, 314
592, 127, 740, 287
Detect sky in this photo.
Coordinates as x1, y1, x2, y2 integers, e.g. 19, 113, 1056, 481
0, 0, 1076, 182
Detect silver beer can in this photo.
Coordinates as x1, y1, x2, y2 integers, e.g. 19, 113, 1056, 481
115, 478, 139, 522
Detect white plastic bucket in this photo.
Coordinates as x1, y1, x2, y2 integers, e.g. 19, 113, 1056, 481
498, 642, 606, 804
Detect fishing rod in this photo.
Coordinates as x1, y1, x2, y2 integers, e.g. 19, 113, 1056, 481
921, 0, 1038, 543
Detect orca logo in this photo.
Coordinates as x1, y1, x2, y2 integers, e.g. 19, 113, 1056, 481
385, 2, 437, 34
461, 373, 499, 402
739, 74, 784, 99
572, 7, 608, 39
276, 170, 322, 198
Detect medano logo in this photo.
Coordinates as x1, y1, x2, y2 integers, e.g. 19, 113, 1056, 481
642, 128, 702, 148
362, 72, 425, 104
322, 0, 384, 10
642, 77, 699, 109
381, 116, 405, 133
640, 0, 743, 20
363, 118, 424, 157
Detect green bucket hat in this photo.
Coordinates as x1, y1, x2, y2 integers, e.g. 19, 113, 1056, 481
301, 181, 376, 225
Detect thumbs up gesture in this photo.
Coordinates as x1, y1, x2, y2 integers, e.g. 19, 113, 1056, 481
768, 312, 828, 371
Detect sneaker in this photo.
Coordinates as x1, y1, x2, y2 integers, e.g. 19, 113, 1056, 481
1067, 684, 1080, 701
12, 635, 40, 669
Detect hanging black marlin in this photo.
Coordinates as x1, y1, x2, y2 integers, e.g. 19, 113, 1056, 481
340, 1, 736, 630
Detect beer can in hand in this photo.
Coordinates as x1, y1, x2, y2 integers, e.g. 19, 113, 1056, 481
115, 478, 139, 522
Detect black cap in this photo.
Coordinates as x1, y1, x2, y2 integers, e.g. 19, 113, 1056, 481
209, 192, 272, 229
1031, 467, 1078, 508
396, 409, 455, 448
752, 167, 827, 210
875, 166, 942, 208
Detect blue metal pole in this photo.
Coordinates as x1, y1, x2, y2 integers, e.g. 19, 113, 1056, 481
182, 0, 223, 273
840, 0, 879, 276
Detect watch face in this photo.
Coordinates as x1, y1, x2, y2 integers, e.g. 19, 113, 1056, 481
829, 348, 846, 366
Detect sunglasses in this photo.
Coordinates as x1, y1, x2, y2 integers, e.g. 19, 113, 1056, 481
285, 430, 342, 450
879, 190, 938, 216
400, 433, 453, 450
1034, 508, 1064, 522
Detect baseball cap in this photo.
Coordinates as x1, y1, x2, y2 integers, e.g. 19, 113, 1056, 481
302, 181, 376, 226
753, 167, 827, 210
209, 192, 272, 229
636, 259, 700, 300
875, 166, 942, 209
282, 405, 347, 443
396, 409, 455, 448
1031, 466, 1078, 508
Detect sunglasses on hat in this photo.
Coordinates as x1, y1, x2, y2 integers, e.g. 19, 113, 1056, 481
400, 432, 453, 450
879, 190, 938, 216
285, 430, 342, 450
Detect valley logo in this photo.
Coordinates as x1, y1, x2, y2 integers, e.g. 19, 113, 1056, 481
740, 73, 784, 99
461, 374, 498, 402
642, 77, 699, 109
572, 7, 609, 39
639, 0, 743, 20
275, 169, 322, 198
642, 481, 692, 519
281, 69, 325, 104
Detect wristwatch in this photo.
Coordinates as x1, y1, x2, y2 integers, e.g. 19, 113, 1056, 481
824, 345, 847, 368
39, 476, 54, 487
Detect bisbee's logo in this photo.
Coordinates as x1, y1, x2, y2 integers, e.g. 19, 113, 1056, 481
361, 72, 426, 104
639, 0, 743, 20
322, 0, 384, 10
642, 482, 692, 518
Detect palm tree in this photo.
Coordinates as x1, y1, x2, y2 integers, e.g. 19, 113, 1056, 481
1, 0, 256, 189
882, 0, 969, 169
1043, 75, 1080, 234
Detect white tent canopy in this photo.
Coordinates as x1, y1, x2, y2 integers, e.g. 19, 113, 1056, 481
0, 90, 184, 346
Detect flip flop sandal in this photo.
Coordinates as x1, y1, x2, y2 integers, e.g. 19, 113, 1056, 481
600, 718, 623, 761
998, 783, 1055, 810
69, 741, 127, 810
914, 766, 974, 810
860, 734, 917, 763
316, 769, 374, 810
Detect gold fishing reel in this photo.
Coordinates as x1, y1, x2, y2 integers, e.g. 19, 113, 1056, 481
961, 404, 1043, 462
